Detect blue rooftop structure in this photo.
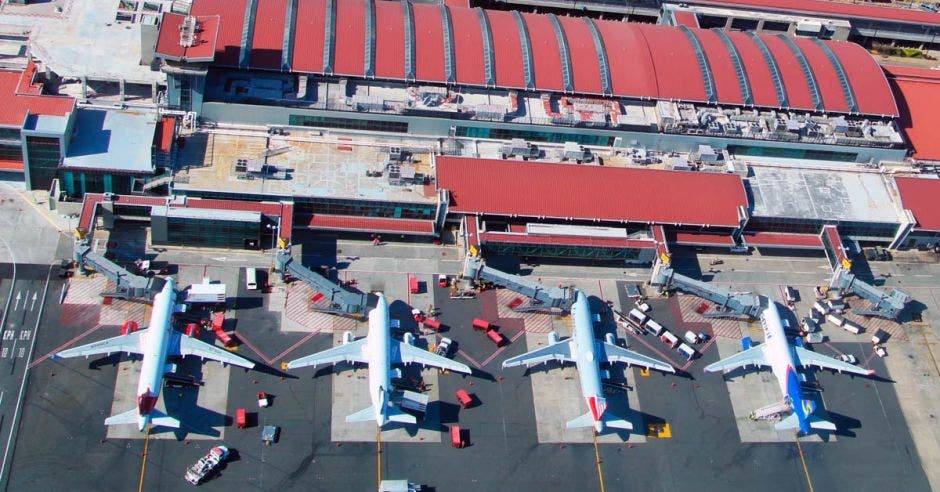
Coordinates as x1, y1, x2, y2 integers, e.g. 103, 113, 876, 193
62, 108, 156, 173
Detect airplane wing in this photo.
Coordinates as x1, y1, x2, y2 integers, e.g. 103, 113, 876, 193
175, 334, 255, 369
703, 345, 769, 373
394, 342, 472, 374
793, 346, 875, 377
54, 330, 146, 359
596, 341, 675, 373
287, 338, 368, 369
502, 339, 573, 368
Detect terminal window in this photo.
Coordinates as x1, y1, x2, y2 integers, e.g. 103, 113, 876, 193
288, 115, 409, 133
455, 126, 614, 146
727, 145, 857, 162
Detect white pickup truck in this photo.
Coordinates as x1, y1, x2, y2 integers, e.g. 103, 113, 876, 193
184, 446, 230, 485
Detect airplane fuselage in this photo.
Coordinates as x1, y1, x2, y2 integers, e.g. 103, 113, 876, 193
759, 301, 812, 433
366, 295, 392, 426
135, 277, 177, 430
570, 293, 608, 432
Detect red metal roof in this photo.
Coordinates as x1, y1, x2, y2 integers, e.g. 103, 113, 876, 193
300, 214, 436, 235
638, 24, 706, 102
0, 160, 24, 171
727, 31, 781, 108
437, 156, 747, 227
374, 0, 406, 79
465, 215, 480, 248
291, 0, 326, 73
250, 0, 288, 70
154, 13, 220, 62
78, 194, 167, 232
487, 10, 525, 89
558, 16, 602, 95
191, 0, 246, 66
791, 37, 848, 113
154, 116, 175, 153
449, 5, 486, 86
884, 65, 940, 161
180, 0, 899, 116
673, 11, 699, 28
822, 225, 849, 264
333, 0, 366, 76
523, 13, 564, 92
413, 3, 446, 82
694, 28, 743, 105
742, 232, 823, 248
0, 65, 74, 127
184, 197, 282, 215
670, 231, 734, 245
689, 0, 940, 27
279, 202, 293, 243
480, 231, 656, 249
894, 177, 940, 231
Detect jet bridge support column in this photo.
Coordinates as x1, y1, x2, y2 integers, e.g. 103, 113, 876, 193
462, 255, 574, 313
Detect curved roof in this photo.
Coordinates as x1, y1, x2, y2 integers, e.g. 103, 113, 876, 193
436, 156, 748, 228
884, 65, 940, 162
177, 0, 899, 116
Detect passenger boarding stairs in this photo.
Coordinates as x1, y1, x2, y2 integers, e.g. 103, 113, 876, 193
462, 256, 574, 314
749, 400, 792, 421
650, 261, 761, 320
275, 247, 369, 318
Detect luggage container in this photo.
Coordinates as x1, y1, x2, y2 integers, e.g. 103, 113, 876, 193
451, 426, 466, 448
813, 301, 829, 316
804, 332, 824, 344
826, 313, 846, 327
438, 274, 448, 288
628, 309, 648, 326
422, 318, 442, 332
485, 329, 508, 347
409, 276, 420, 294
236, 408, 247, 429
660, 331, 680, 348
635, 301, 651, 313
800, 317, 819, 333
472, 319, 494, 331
684, 331, 699, 344
871, 329, 889, 345
677, 343, 696, 361
455, 389, 473, 408
841, 321, 861, 335
645, 320, 665, 337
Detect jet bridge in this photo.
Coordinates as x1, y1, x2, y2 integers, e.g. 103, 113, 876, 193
73, 242, 165, 300
650, 261, 761, 320
462, 256, 575, 313
829, 270, 909, 319
275, 247, 368, 319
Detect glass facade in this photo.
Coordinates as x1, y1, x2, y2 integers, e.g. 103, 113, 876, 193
62, 171, 132, 197
288, 115, 409, 133
25, 136, 61, 190
162, 217, 261, 249
0, 143, 22, 162
483, 242, 648, 261
295, 197, 434, 220
0, 128, 20, 141
455, 126, 615, 146
728, 144, 857, 162
748, 217, 898, 239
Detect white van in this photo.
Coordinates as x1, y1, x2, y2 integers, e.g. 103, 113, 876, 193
245, 267, 258, 290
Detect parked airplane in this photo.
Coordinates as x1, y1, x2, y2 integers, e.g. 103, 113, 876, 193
503, 291, 675, 432
287, 293, 471, 427
54, 278, 255, 431
704, 297, 874, 434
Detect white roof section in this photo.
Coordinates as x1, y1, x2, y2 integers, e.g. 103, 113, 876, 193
748, 166, 904, 224
152, 205, 261, 222
62, 108, 156, 173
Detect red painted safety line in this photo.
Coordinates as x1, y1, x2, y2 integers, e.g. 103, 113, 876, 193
30, 323, 105, 368
680, 337, 715, 372
479, 329, 527, 367
456, 349, 483, 369
234, 332, 274, 364
269, 330, 321, 363
622, 327, 680, 370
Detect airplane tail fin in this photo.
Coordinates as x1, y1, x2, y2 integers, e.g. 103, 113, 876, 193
345, 405, 377, 423
387, 406, 417, 425
774, 413, 835, 431
566, 412, 633, 431
150, 409, 180, 429
104, 408, 139, 426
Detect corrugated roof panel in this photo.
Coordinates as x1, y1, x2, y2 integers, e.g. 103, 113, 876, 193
885, 66, 940, 160
250, 0, 288, 70
480, 231, 656, 249
0, 68, 75, 127
290, 0, 326, 73
638, 24, 706, 102
673, 10, 699, 27
279, 202, 293, 243
557, 16, 602, 95
761, 35, 813, 110
594, 20, 657, 99
436, 157, 747, 227
895, 177, 940, 231
412, 3, 446, 82
485, 10, 524, 88
192, 0, 247, 67
833, 42, 899, 116
727, 32, 777, 107
373, 0, 406, 79
301, 214, 436, 234
332, 0, 366, 76
521, 13, 564, 91
693, 29, 743, 105
449, 5, 486, 86
791, 37, 847, 113
743, 232, 823, 248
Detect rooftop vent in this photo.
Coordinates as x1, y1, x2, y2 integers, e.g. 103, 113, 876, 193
179, 15, 198, 48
